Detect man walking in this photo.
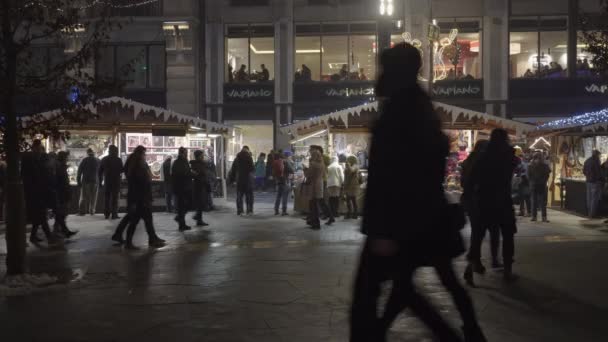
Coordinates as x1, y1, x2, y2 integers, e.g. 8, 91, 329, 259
190, 150, 209, 227
584, 150, 604, 218
161, 156, 174, 212
528, 152, 551, 223
99, 145, 123, 219
274, 151, 295, 216
77, 148, 100, 216
229, 146, 255, 215
172, 147, 193, 231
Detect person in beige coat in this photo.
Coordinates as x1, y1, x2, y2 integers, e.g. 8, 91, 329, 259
305, 150, 325, 230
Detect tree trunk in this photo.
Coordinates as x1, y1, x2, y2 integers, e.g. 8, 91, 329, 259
2, 0, 27, 275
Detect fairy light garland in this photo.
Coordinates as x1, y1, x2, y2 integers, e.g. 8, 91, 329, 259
537, 108, 608, 130
24, 0, 160, 12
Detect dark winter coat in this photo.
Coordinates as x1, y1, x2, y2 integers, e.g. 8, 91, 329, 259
172, 156, 193, 196
21, 151, 53, 212
584, 156, 603, 183
190, 159, 208, 207
77, 156, 100, 185
471, 145, 518, 229
362, 85, 450, 247
125, 157, 153, 206
54, 161, 72, 215
528, 161, 551, 186
229, 151, 255, 191
98, 154, 123, 187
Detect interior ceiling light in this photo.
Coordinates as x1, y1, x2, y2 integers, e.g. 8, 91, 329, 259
250, 44, 322, 54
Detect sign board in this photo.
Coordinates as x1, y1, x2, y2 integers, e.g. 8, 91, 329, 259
224, 83, 274, 103
433, 80, 483, 99
294, 81, 376, 102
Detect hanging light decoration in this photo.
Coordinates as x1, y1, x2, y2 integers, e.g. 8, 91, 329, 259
537, 108, 608, 130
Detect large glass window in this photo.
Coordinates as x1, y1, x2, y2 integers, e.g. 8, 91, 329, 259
433, 19, 482, 81
577, 29, 601, 78
226, 24, 274, 83
510, 17, 567, 78
295, 22, 377, 82
96, 44, 166, 89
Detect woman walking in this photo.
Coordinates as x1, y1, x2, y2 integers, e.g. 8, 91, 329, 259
350, 43, 486, 342
53, 151, 77, 238
343, 156, 361, 220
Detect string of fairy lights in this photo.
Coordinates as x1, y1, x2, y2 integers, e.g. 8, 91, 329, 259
536, 108, 608, 130
24, 0, 160, 11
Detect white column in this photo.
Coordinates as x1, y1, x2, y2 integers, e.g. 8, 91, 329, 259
403, 0, 432, 86
483, 0, 509, 117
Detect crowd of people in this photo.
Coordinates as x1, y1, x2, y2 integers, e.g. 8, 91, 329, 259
227, 63, 271, 83
294, 64, 369, 82
520, 58, 598, 79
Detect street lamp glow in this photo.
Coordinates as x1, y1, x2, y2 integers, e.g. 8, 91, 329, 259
379, 0, 386, 15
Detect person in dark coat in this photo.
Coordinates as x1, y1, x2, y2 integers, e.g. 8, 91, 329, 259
190, 150, 209, 227
112, 146, 165, 249
350, 43, 486, 342
461, 140, 500, 286
172, 147, 194, 231
204, 155, 217, 211
161, 156, 174, 212
99, 145, 123, 219
53, 151, 77, 238
528, 152, 552, 222
229, 146, 255, 215
77, 148, 100, 215
471, 128, 518, 282
22, 140, 58, 244
583, 150, 603, 218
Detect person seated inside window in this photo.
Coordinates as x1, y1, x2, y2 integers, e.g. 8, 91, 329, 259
523, 69, 534, 78
259, 64, 270, 81
339, 64, 349, 80
235, 64, 249, 82
582, 58, 590, 70
359, 68, 368, 81
228, 65, 235, 83
300, 64, 312, 81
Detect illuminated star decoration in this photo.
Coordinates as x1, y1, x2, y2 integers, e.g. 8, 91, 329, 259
434, 29, 459, 81
536, 108, 608, 130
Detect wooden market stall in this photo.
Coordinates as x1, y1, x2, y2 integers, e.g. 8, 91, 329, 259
30, 97, 241, 213
280, 101, 534, 214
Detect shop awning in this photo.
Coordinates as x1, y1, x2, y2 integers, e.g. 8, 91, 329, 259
23, 97, 236, 135
280, 101, 535, 137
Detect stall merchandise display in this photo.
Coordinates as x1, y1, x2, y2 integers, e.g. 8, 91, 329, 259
58, 134, 112, 184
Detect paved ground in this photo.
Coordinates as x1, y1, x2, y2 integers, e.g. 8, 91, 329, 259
1, 194, 608, 341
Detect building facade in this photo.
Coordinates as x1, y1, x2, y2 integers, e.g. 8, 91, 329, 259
19, 0, 608, 154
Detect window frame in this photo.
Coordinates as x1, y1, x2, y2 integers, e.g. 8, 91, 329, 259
432, 17, 484, 81
95, 42, 167, 90
225, 23, 275, 82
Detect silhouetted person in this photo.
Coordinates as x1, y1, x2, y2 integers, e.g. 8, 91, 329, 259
304, 150, 324, 230
229, 146, 255, 215
204, 154, 217, 211
172, 147, 193, 231
22, 140, 58, 244
161, 156, 173, 212
255, 153, 266, 191
326, 156, 344, 225
301, 64, 312, 81
359, 68, 368, 81
471, 128, 518, 282
119, 146, 165, 249
343, 156, 361, 219
584, 150, 603, 218
228, 64, 235, 83
53, 151, 77, 238
265, 151, 275, 191
77, 148, 100, 215
99, 145, 123, 219
190, 150, 209, 227
235, 64, 249, 82
350, 43, 485, 342
259, 64, 270, 81
274, 151, 294, 216
528, 152, 551, 222
462, 140, 500, 286
339, 64, 349, 80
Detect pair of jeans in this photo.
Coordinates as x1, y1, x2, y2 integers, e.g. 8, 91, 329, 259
328, 197, 340, 220
466, 212, 501, 265
79, 183, 98, 215
531, 184, 548, 219
165, 192, 173, 212
104, 184, 120, 218
586, 182, 603, 218
308, 199, 321, 227
175, 194, 189, 228
346, 196, 358, 218
30, 208, 52, 240
274, 183, 290, 213
519, 195, 531, 215
236, 189, 254, 214
350, 240, 465, 342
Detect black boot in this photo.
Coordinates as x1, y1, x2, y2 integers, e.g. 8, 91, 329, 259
463, 264, 476, 287
463, 324, 488, 342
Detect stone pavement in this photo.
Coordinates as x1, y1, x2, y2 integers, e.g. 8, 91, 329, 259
1, 197, 608, 342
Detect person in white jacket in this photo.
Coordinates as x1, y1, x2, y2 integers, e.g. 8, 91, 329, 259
326, 156, 344, 225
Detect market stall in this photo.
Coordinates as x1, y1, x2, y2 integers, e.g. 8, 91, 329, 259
34, 97, 240, 214
281, 101, 534, 214
534, 108, 608, 216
